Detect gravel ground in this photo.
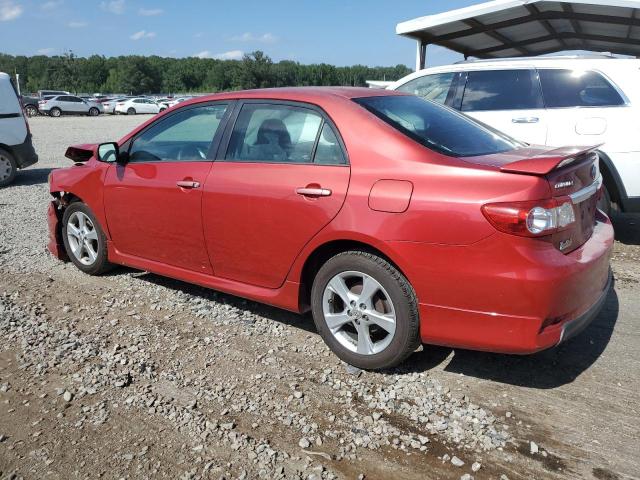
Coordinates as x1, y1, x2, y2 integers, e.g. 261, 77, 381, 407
0, 114, 639, 480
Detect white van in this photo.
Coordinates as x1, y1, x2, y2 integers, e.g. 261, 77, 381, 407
389, 56, 640, 214
0, 72, 38, 187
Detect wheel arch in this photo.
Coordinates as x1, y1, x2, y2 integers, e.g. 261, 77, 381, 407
297, 238, 409, 313
597, 149, 627, 211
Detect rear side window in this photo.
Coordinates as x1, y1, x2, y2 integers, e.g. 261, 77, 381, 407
395, 73, 455, 105
539, 69, 625, 108
461, 69, 543, 111
226, 104, 322, 163
355, 95, 522, 158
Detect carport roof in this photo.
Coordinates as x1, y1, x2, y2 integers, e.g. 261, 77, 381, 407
397, 0, 640, 59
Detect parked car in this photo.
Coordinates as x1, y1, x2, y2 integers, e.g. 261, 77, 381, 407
389, 55, 640, 215
39, 95, 104, 117
21, 94, 40, 117
0, 72, 38, 187
101, 97, 127, 114
167, 96, 192, 108
38, 89, 70, 98
115, 97, 165, 115
47, 88, 613, 370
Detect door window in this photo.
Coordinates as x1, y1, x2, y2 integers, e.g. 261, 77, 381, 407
538, 69, 625, 108
395, 73, 456, 104
225, 103, 328, 163
461, 70, 543, 112
128, 104, 228, 162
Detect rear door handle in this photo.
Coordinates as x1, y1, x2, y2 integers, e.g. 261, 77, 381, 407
177, 180, 200, 189
296, 187, 332, 197
512, 116, 539, 124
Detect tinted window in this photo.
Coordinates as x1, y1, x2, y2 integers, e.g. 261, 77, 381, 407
129, 104, 228, 162
396, 73, 455, 104
314, 124, 346, 165
225, 104, 323, 163
461, 70, 543, 111
354, 95, 522, 157
539, 69, 625, 108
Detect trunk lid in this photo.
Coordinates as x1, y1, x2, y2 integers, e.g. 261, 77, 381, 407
470, 145, 601, 253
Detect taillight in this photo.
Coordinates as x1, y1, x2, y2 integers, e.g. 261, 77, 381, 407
481, 197, 575, 237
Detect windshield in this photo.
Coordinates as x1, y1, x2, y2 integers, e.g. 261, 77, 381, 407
354, 95, 523, 158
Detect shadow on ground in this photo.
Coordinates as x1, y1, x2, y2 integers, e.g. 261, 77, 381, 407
108, 267, 619, 389
11, 168, 54, 187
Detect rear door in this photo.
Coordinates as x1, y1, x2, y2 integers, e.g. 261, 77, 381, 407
103, 102, 232, 273
459, 69, 548, 145
67, 96, 88, 113
202, 100, 350, 288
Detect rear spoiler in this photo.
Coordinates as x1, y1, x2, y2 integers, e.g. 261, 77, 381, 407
500, 145, 601, 175
65, 143, 97, 163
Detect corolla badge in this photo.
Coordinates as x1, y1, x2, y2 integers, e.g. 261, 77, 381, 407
554, 180, 574, 189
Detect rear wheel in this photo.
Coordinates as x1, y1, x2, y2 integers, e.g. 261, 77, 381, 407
311, 251, 420, 370
49, 107, 62, 117
88, 107, 99, 116
62, 202, 113, 275
0, 148, 17, 188
127, 107, 136, 115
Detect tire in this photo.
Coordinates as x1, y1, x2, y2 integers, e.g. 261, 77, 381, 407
0, 148, 18, 188
311, 251, 420, 370
49, 107, 62, 117
25, 104, 38, 117
88, 107, 99, 116
61, 202, 113, 275
159, 107, 166, 113
127, 107, 136, 115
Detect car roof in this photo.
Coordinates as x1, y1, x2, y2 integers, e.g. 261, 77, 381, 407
179, 87, 407, 108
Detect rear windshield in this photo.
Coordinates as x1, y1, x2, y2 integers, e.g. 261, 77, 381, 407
354, 95, 522, 157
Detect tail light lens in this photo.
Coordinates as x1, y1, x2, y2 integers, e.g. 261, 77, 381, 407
482, 197, 575, 237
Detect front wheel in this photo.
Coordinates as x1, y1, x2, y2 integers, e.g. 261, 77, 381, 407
25, 104, 38, 117
0, 148, 18, 188
127, 107, 136, 115
62, 203, 113, 275
311, 251, 420, 370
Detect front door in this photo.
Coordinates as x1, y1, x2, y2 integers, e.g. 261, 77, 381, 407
103, 102, 231, 274
203, 101, 350, 288
459, 69, 548, 146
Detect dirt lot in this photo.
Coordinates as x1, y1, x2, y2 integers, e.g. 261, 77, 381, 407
1, 115, 639, 480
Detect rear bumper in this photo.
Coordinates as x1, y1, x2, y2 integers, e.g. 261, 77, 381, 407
13, 133, 38, 169
389, 211, 614, 354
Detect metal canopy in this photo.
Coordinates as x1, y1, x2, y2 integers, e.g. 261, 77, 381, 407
397, 0, 640, 70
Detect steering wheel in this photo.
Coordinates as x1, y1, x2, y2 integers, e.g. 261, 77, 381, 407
177, 145, 207, 161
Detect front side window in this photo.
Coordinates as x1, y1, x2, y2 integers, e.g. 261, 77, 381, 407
539, 69, 625, 108
461, 69, 543, 111
129, 104, 228, 162
395, 73, 455, 105
355, 95, 523, 157
225, 104, 324, 163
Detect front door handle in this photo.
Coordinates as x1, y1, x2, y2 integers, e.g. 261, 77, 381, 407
512, 116, 540, 124
296, 187, 332, 197
177, 180, 200, 189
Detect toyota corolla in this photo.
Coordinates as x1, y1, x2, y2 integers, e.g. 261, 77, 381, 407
47, 87, 613, 370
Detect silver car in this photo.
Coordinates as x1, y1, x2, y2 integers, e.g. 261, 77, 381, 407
38, 95, 104, 117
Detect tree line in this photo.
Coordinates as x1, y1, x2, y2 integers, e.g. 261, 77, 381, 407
0, 51, 411, 95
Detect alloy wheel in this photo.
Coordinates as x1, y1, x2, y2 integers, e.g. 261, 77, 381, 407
322, 271, 397, 355
66, 211, 99, 266
0, 155, 13, 182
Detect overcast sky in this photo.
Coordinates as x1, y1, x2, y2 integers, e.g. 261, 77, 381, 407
0, 0, 482, 66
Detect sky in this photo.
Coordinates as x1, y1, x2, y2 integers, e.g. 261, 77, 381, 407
0, 0, 481, 67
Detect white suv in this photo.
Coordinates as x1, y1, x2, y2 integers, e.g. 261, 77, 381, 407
0, 72, 38, 187
389, 55, 640, 214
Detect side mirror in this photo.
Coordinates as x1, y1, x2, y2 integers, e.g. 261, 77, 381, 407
97, 142, 126, 163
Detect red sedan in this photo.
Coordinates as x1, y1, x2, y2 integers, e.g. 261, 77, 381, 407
48, 88, 613, 370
